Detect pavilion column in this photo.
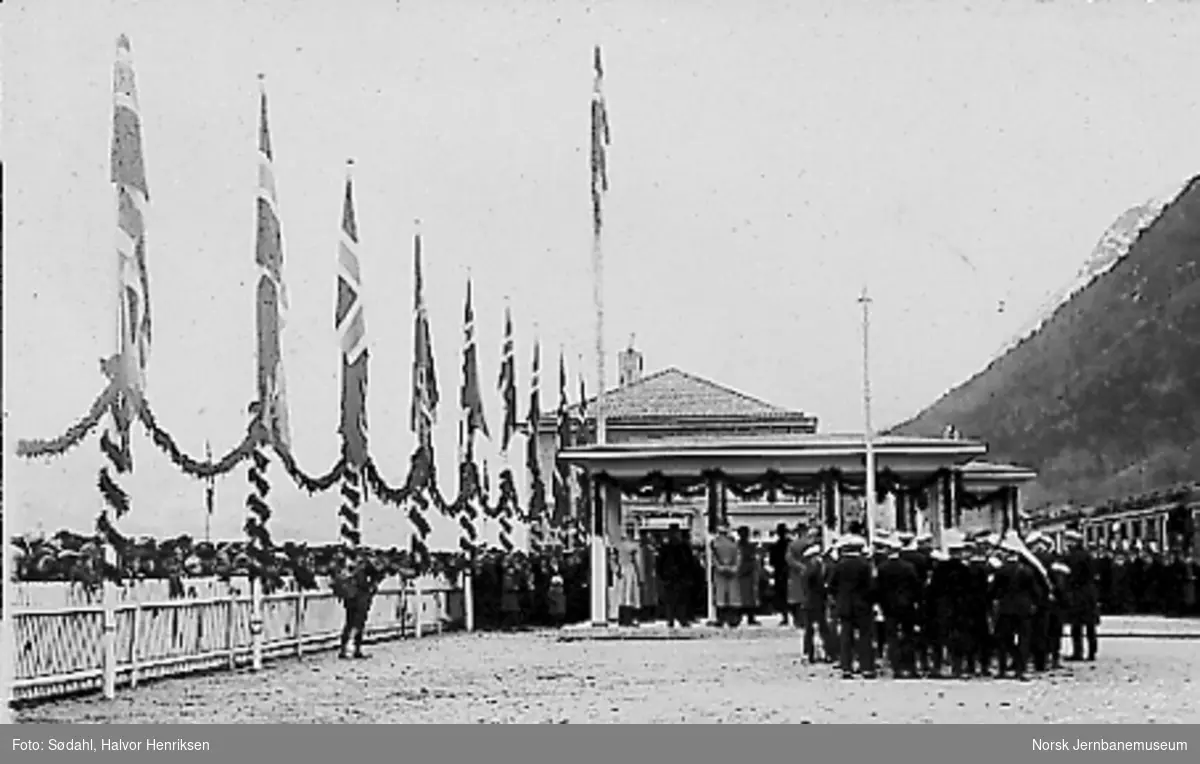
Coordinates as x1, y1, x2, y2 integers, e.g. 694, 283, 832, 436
704, 474, 720, 625
589, 477, 608, 627
834, 479, 843, 536
1008, 486, 1021, 535
895, 492, 907, 533
940, 472, 954, 532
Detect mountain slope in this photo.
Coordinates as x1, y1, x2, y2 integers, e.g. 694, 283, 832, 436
889, 174, 1200, 510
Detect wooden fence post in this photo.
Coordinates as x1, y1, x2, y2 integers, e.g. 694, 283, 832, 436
295, 590, 305, 658
250, 578, 264, 672
1, 609, 14, 724
412, 581, 423, 639
129, 603, 141, 689
102, 574, 117, 700
226, 594, 237, 671
463, 569, 475, 633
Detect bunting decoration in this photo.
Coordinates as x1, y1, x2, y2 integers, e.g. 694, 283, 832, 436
526, 339, 547, 555
245, 402, 275, 568
336, 161, 368, 546
409, 226, 439, 559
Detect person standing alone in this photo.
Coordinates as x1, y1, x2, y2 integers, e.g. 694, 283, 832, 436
656, 524, 696, 628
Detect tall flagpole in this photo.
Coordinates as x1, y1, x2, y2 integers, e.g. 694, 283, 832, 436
859, 285, 876, 546
589, 44, 611, 626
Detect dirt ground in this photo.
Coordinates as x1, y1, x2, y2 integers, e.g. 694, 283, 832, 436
16, 626, 1200, 724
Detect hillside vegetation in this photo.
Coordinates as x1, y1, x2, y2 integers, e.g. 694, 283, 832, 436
890, 174, 1200, 510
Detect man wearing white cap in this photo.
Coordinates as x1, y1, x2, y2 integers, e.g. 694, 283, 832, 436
876, 537, 921, 678
1063, 530, 1099, 661
829, 535, 877, 679
990, 546, 1037, 680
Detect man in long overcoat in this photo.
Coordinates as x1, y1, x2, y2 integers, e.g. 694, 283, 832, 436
639, 529, 660, 622
656, 524, 695, 628
769, 524, 792, 625
711, 525, 739, 627
736, 526, 762, 626
799, 545, 833, 662
1064, 530, 1099, 661
785, 524, 810, 624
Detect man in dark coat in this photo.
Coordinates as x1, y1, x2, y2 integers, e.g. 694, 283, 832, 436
829, 536, 877, 679
656, 524, 696, 628
989, 548, 1037, 680
1064, 531, 1099, 661
876, 541, 921, 678
964, 542, 994, 676
735, 526, 761, 626
1046, 559, 1070, 669
769, 524, 792, 626
900, 534, 933, 674
799, 545, 832, 663
337, 554, 382, 660
1028, 533, 1058, 671
929, 543, 967, 678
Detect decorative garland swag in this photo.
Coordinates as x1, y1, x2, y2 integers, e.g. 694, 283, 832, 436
596, 467, 981, 509
20, 384, 543, 569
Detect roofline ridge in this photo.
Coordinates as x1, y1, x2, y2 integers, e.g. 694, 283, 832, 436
670, 367, 802, 416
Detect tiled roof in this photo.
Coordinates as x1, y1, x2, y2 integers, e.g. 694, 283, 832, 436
572, 367, 809, 422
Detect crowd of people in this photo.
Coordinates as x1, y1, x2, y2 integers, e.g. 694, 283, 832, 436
603, 521, 1199, 681
14, 521, 1199, 671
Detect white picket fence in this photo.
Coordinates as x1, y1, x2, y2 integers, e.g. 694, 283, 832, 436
9, 576, 465, 705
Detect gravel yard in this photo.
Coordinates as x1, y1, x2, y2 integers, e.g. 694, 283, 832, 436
16, 626, 1200, 724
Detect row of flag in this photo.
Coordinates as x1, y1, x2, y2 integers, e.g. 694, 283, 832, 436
106, 35, 607, 552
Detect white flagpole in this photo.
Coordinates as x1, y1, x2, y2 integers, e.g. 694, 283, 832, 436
589, 45, 609, 627
859, 285, 876, 546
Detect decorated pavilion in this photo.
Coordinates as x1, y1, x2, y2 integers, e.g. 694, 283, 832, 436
536, 343, 1038, 625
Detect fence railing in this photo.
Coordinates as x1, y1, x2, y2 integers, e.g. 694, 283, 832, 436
10, 580, 465, 705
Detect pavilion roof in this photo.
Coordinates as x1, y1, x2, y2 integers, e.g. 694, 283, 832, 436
550, 367, 815, 424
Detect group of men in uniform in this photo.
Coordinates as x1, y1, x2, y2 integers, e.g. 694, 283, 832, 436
769, 524, 1101, 681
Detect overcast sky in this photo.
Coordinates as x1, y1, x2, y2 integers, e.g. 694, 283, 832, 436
5, 0, 1198, 542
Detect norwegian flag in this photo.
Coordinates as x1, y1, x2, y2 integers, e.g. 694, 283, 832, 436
590, 45, 611, 238
460, 279, 488, 440
335, 162, 369, 469
111, 34, 153, 397
411, 231, 439, 447
552, 350, 573, 532
526, 340, 547, 553
254, 75, 291, 449
497, 305, 518, 454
